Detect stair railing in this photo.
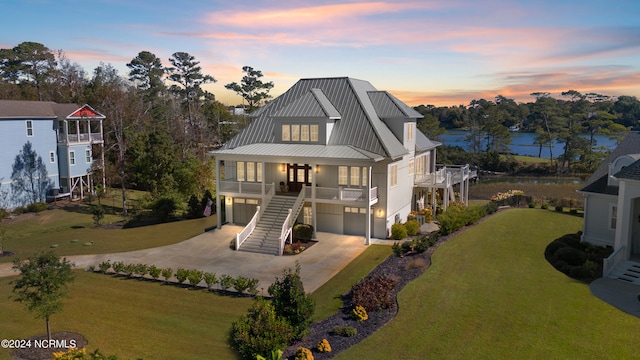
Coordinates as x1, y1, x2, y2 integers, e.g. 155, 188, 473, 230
278, 186, 306, 256
236, 206, 260, 251
603, 245, 626, 277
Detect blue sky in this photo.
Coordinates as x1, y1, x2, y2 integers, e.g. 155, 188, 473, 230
2, 0, 639, 106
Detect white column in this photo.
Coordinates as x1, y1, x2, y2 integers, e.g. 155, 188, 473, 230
312, 164, 317, 238
216, 159, 222, 228
365, 165, 372, 245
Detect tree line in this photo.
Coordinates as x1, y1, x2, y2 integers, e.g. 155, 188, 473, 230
0, 41, 274, 215
415, 91, 639, 173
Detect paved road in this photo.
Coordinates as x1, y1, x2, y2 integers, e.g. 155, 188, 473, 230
0, 225, 372, 293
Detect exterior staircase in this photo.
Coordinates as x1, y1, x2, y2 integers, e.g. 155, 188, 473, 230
238, 195, 304, 255
609, 260, 640, 285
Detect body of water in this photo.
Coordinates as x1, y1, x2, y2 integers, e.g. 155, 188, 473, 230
440, 130, 619, 158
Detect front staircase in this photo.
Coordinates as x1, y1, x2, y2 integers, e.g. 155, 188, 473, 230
238, 195, 304, 255
609, 260, 640, 285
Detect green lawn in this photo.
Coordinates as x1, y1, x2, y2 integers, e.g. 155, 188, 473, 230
502, 154, 550, 163
1, 208, 218, 263
0, 271, 253, 360
338, 209, 640, 359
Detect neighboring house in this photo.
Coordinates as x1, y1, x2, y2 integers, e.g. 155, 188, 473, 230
578, 132, 640, 282
0, 100, 105, 209
210, 77, 474, 255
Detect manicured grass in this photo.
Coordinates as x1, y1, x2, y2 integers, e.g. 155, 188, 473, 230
0, 270, 252, 360
502, 154, 551, 163
311, 245, 392, 321
338, 209, 640, 359
1, 208, 217, 263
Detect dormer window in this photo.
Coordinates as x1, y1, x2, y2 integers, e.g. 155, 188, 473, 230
281, 124, 320, 143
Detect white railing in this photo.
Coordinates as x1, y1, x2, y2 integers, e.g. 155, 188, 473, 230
303, 186, 374, 203
219, 181, 274, 195
603, 245, 626, 277
370, 186, 378, 202
90, 132, 103, 142
236, 206, 260, 251
279, 209, 293, 256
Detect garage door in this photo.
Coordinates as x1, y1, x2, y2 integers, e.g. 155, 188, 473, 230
343, 206, 372, 236
233, 198, 259, 225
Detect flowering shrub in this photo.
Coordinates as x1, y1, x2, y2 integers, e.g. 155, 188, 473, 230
351, 305, 368, 321
491, 189, 524, 202
53, 347, 86, 359
295, 347, 314, 360
317, 339, 331, 353
351, 274, 396, 311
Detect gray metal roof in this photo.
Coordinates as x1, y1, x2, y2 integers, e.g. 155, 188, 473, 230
581, 132, 640, 191
368, 91, 422, 119
212, 143, 384, 162
416, 130, 441, 152
0, 100, 101, 119
219, 77, 418, 160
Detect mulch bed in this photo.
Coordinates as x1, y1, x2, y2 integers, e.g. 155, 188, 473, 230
283, 208, 504, 359
11, 332, 87, 360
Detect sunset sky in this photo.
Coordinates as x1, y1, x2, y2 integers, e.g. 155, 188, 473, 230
2, 0, 639, 107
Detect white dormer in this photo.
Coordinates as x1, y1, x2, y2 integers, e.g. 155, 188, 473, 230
608, 154, 640, 187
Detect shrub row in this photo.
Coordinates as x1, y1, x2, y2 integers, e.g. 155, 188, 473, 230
392, 232, 440, 257
93, 260, 260, 295
438, 203, 491, 235
390, 219, 421, 240
544, 232, 613, 282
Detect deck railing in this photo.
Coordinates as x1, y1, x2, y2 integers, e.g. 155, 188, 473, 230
236, 206, 260, 251
219, 181, 274, 195
603, 245, 626, 277
278, 187, 305, 256
303, 186, 377, 203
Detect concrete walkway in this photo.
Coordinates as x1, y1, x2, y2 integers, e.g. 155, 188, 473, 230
0, 225, 370, 293
590, 277, 640, 317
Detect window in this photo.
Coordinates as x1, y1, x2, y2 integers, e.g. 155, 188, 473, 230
409, 159, 414, 175
69, 151, 76, 166
301, 125, 309, 141
282, 125, 290, 141
303, 207, 312, 224
350, 166, 360, 186
246, 199, 259, 205
49, 151, 55, 164
390, 164, 397, 187
291, 125, 300, 141
407, 123, 413, 141
247, 162, 255, 182
256, 163, 263, 182
26, 120, 33, 137
610, 205, 617, 230
310, 125, 319, 141
362, 167, 368, 186
237, 161, 245, 181
85, 149, 91, 163
338, 166, 348, 185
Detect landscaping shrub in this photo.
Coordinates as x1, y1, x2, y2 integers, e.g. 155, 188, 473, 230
247, 278, 260, 296
92, 205, 105, 226
404, 219, 420, 236
294, 347, 314, 360
153, 197, 178, 222
331, 325, 357, 337
401, 240, 413, 254
541, 203, 549, 209
555, 205, 564, 212
391, 223, 407, 240
350, 274, 396, 311
553, 247, 587, 266
293, 224, 314, 243
545, 232, 612, 282
528, 202, 536, 208
148, 265, 161, 280
485, 201, 499, 214
112, 261, 125, 274
161, 267, 173, 282
98, 260, 111, 273
392, 242, 403, 257
134, 263, 148, 277
26, 202, 47, 213
123, 264, 135, 277
234, 276, 250, 293
187, 269, 204, 286
351, 305, 368, 321
187, 194, 202, 218
219, 274, 234, 291
268, 262, 315, 340
175, 268, 189, 284
229, 298, 294, 360
316, 339, 331, 353
204, 272, 217, 290
439, 204, 488, 235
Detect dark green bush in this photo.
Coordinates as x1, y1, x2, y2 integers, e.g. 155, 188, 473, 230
553, 247, 587, 266
98, 260, 111, 273
528, 202, 536, 208
268, 262, 315, 340
541, 204, 549, 209
404, 219, 420, 236
204, 272, 217, 290
293, 224, 314, 243
234, 276, 250, 293
219, 274, 234, 291
161, 267, 173, 282
401, 241, 413, 253
229, 298, 294, 360
569, 265, 593, 279
391, 223, 407, 240
555, 205, 563, 212
187, 269, 204, 286
332, 325, 357, 337
392, 242, 403, 257
187, 194, 202, 218
175, 268, 189, 284
92, 204, 105, 226
350, 274, 396, 312
27, 202, 47, 213
154, 197, 177, 222
485, 202, 499, 214
148, 265, 161, 280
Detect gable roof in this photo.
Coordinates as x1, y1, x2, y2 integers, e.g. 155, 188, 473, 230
219, 77, 418, 160
614, 159, 640, 182
580, 132, 640, 193
0, 100, 104, 120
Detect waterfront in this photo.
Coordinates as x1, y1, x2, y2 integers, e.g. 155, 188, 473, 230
440, 130, 620, 158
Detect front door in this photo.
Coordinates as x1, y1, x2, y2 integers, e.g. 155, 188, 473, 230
287, 164, 311, 192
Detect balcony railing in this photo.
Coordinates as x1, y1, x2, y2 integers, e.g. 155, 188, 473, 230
219, 181, 274, 195
58, 132, 103, 143
304, 186, 378, 203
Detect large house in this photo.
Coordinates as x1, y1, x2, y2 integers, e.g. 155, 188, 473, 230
0, 100, 105, 209
211, 77, 474, 255
579, 132, 640, 282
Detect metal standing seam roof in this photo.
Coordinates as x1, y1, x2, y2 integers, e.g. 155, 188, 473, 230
212, 143, 384, 161
416, 131, 441, 152
218, 77, 416, 160
367, 91, 422, 119
272, 88, 340, 119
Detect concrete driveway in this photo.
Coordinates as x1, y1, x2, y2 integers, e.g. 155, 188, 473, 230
0, 225, 370, 293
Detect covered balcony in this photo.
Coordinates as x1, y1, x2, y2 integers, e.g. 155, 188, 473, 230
57, 119, 103, 144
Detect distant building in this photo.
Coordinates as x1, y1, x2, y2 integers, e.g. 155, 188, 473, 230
0, 100, 105, 209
